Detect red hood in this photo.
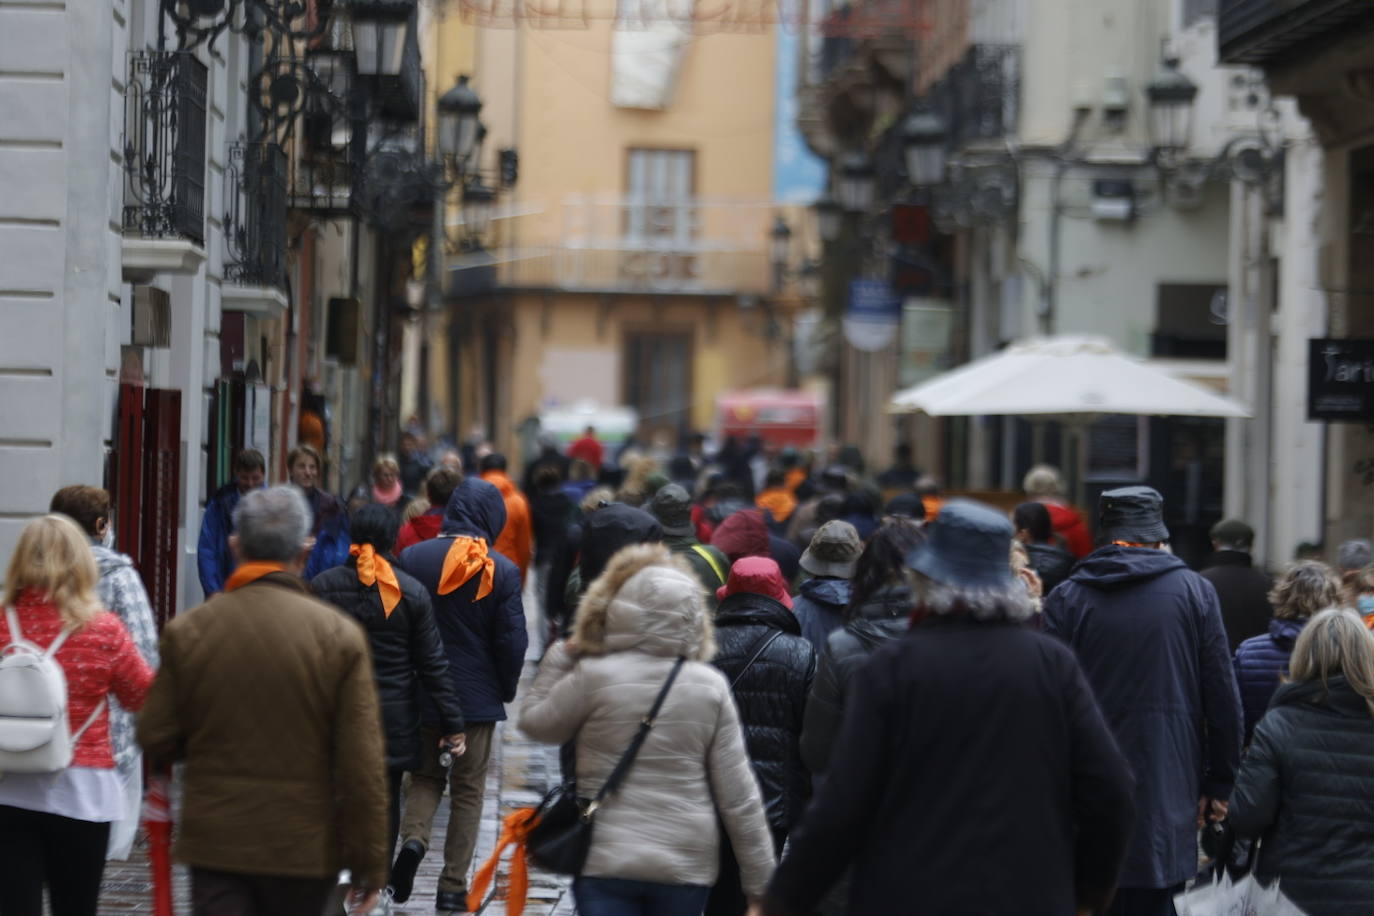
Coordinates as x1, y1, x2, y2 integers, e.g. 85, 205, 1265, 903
711, 509, 771, 562
1043, 501, 1094, 558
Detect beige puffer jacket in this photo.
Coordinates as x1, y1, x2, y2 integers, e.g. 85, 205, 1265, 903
519, 544, 776, 896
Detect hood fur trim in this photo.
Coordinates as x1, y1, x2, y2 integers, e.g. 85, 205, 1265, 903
572, 542, 716, 661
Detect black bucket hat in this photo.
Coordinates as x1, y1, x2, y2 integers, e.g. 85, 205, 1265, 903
1099, 486, 1169, 544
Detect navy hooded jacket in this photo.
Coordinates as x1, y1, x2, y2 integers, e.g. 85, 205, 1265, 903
1044, 545, 1242, 889
791, 577, 852, 651
398, 477, 528, 724
1233, 617, 1306, 744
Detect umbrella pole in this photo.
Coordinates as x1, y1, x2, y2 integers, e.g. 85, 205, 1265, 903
145, 769, 175, 916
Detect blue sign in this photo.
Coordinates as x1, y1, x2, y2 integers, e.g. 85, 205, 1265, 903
848, 279, 901, 320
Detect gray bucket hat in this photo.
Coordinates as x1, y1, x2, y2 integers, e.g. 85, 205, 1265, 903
648, 483, 695, 538
905, 499, 1014, 590
1099, 486, 1169, 544
800, 520, 862, 579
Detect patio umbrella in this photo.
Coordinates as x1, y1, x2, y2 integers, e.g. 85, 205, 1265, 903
889, 335, 1250, 419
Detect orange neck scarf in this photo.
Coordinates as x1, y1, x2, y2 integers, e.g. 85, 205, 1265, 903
351, 544, 401, 618
439, 536, 495, 599
225, 562, 289, 593
466, 807, 538, 915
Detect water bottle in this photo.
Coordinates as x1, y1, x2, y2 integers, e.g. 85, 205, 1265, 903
439, 741, 455, 769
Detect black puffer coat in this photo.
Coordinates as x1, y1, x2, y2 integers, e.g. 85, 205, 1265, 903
800, 584, 910, 776
712, 593, 816, 834
1230, 675, 1374, 915
312, 558, 465, 769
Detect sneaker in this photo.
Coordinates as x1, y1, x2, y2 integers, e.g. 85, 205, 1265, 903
365, 889, 394, 916
435, 889, 466, 913
389, 840, 425, 904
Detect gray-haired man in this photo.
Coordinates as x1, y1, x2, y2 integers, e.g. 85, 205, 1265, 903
139, 486, 389, 916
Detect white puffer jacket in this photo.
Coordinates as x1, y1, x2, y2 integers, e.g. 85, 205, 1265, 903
519, 544, 776, 896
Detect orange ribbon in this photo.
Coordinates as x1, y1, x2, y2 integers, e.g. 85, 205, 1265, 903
439, 536, 495, 600
224, 562, 288, 593
466, 806, 539, 915
351, 544, 401, 618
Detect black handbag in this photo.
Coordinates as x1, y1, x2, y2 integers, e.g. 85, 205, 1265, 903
526, 656, 686, 875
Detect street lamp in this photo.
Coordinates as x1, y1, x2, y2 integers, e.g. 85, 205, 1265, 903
835, 152, 876, 214
769, 215, 792, 292
438, 75, 484, 168
351, 0, 415, 78
462, 180, 495, 243
902, 109, 948, 188
814, 191, 841, 243
1145, 58, 1199, 166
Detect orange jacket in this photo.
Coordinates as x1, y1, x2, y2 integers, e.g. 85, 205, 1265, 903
482, 470, 534, 580
756, 487, 798, 524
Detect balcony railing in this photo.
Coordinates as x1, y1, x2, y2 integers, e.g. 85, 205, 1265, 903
1218, 0, 1374, 64
495, 196, 772, 295
929, 43, 1019, 152
122, 51, 208, 245
225, 142, 288, 289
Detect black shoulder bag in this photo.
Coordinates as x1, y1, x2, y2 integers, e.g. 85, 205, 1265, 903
527, 656, 686, 875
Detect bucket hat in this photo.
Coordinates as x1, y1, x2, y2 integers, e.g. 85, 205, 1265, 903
648, 484, 695, 537
905, 499, 1014, 590
800, 521, 862, 579
1099, 486, 1169, 544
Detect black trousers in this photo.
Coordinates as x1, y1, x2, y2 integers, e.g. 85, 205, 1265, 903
705, 826, 788, 916
0, 804, 111, 916
1105, 885, 1185, 916
190, 867, 341, 916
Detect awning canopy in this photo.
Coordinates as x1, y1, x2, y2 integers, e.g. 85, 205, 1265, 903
889, 335, 1251, 419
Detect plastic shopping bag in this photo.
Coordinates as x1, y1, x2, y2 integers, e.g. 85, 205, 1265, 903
1173, 872, 1307, 916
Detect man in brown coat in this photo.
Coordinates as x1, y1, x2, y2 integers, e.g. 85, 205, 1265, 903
138, 485, 390, 916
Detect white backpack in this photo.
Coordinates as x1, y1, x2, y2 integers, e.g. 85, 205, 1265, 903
0, 606, 105, 774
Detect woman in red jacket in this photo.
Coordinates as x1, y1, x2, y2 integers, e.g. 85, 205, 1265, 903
0, 514, 155, 916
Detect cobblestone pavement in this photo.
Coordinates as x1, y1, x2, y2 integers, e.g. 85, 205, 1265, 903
97, 587, 573, 915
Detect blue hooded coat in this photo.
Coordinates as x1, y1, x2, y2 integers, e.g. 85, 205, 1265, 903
397, 477, 528, 724
1233, 617, 1306, 744
791, 577, 853, 651
197, 482, 248, 596
1044, 546, 1242, 889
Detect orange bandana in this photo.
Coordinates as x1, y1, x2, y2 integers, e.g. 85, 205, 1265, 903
224, 562, 289, 593
467, 807, 538, 915
439, 536, 495, 600
756, 488, 798, 523
351, 544, 402, 618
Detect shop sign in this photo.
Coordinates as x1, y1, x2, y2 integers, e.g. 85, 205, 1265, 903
1309, 338, 1374, 421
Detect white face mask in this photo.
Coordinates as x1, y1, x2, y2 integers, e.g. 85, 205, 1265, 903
101, 523, 115, 550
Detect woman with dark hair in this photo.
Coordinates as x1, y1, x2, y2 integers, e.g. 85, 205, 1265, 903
800, 518, 925, 777
1012, 501, 1075, 593
310, 504, 466, 901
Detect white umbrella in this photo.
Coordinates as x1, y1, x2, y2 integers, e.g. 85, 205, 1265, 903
889, 335, 1251, 418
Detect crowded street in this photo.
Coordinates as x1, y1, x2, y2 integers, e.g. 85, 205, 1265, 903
7, 0, 1374, 914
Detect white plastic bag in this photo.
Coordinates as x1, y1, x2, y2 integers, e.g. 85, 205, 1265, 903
1173, 872, 1307, 916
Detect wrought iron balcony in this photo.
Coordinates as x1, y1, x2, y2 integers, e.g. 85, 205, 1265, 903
928, 43, 1019, 153
1219, 0, 1374, 65
497, 196, 772, 295
122, 51, 208, 245
225, 142, 288, 290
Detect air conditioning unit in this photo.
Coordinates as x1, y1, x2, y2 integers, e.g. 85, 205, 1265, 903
1091, 179, 1136, 222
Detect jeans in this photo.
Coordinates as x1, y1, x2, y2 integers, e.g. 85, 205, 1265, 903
0, 805, 111, 916
399, 722, 496, 894
573, 876, 711, 916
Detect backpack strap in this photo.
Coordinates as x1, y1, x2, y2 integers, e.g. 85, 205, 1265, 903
4, 605, 74, 657
690, 544, 727, 586
70, 699, 107, 745
730, 629, 785, 690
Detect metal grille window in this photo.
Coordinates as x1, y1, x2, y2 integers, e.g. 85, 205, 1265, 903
226, 142, 288, 289
123, 51, 208, 244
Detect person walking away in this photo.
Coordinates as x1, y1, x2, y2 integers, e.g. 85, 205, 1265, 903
522, 432, 570, 496
1044, 485, 1242, 916
709, 558, 815, 916
1023, 464, 1094, 558
520, 544, 777, 915
138, 486, 389, 915
48, 486, 160, 861
790, 521, 861, 650
568, 425, 604, 474
784, 467, 848, 548
396, 467, 461, 554
1199, 518, 1273, 651
1228, 608, 1374, 916
529, 465, 574, 639
650, 484, 730, 599
0, 515, 155, 916
391, 477, 528, 913
750, 500, 1135, 916
479, 453, 534, 582
287, 444, 352, 580
196, 448, 265, 596
563, 502, 664, 610
755, 470, 798, 532
712, 508, 801, 583
399, 432, 434, 500
874, 442, 919, 496
800, 519, 923, 780
310, 504, 467, 898
1013, 501, 1076, 593
1233, 559, 1341, 744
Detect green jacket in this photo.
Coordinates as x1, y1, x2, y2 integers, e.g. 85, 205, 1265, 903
665, 535, 729, 598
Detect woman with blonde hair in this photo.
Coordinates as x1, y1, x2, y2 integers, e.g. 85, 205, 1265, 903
520, 543, 775, 914
0, 514, 155, 916
1233, 560, 1343, 743
1229, 607, 1374, 915
371, 453, 405, 514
